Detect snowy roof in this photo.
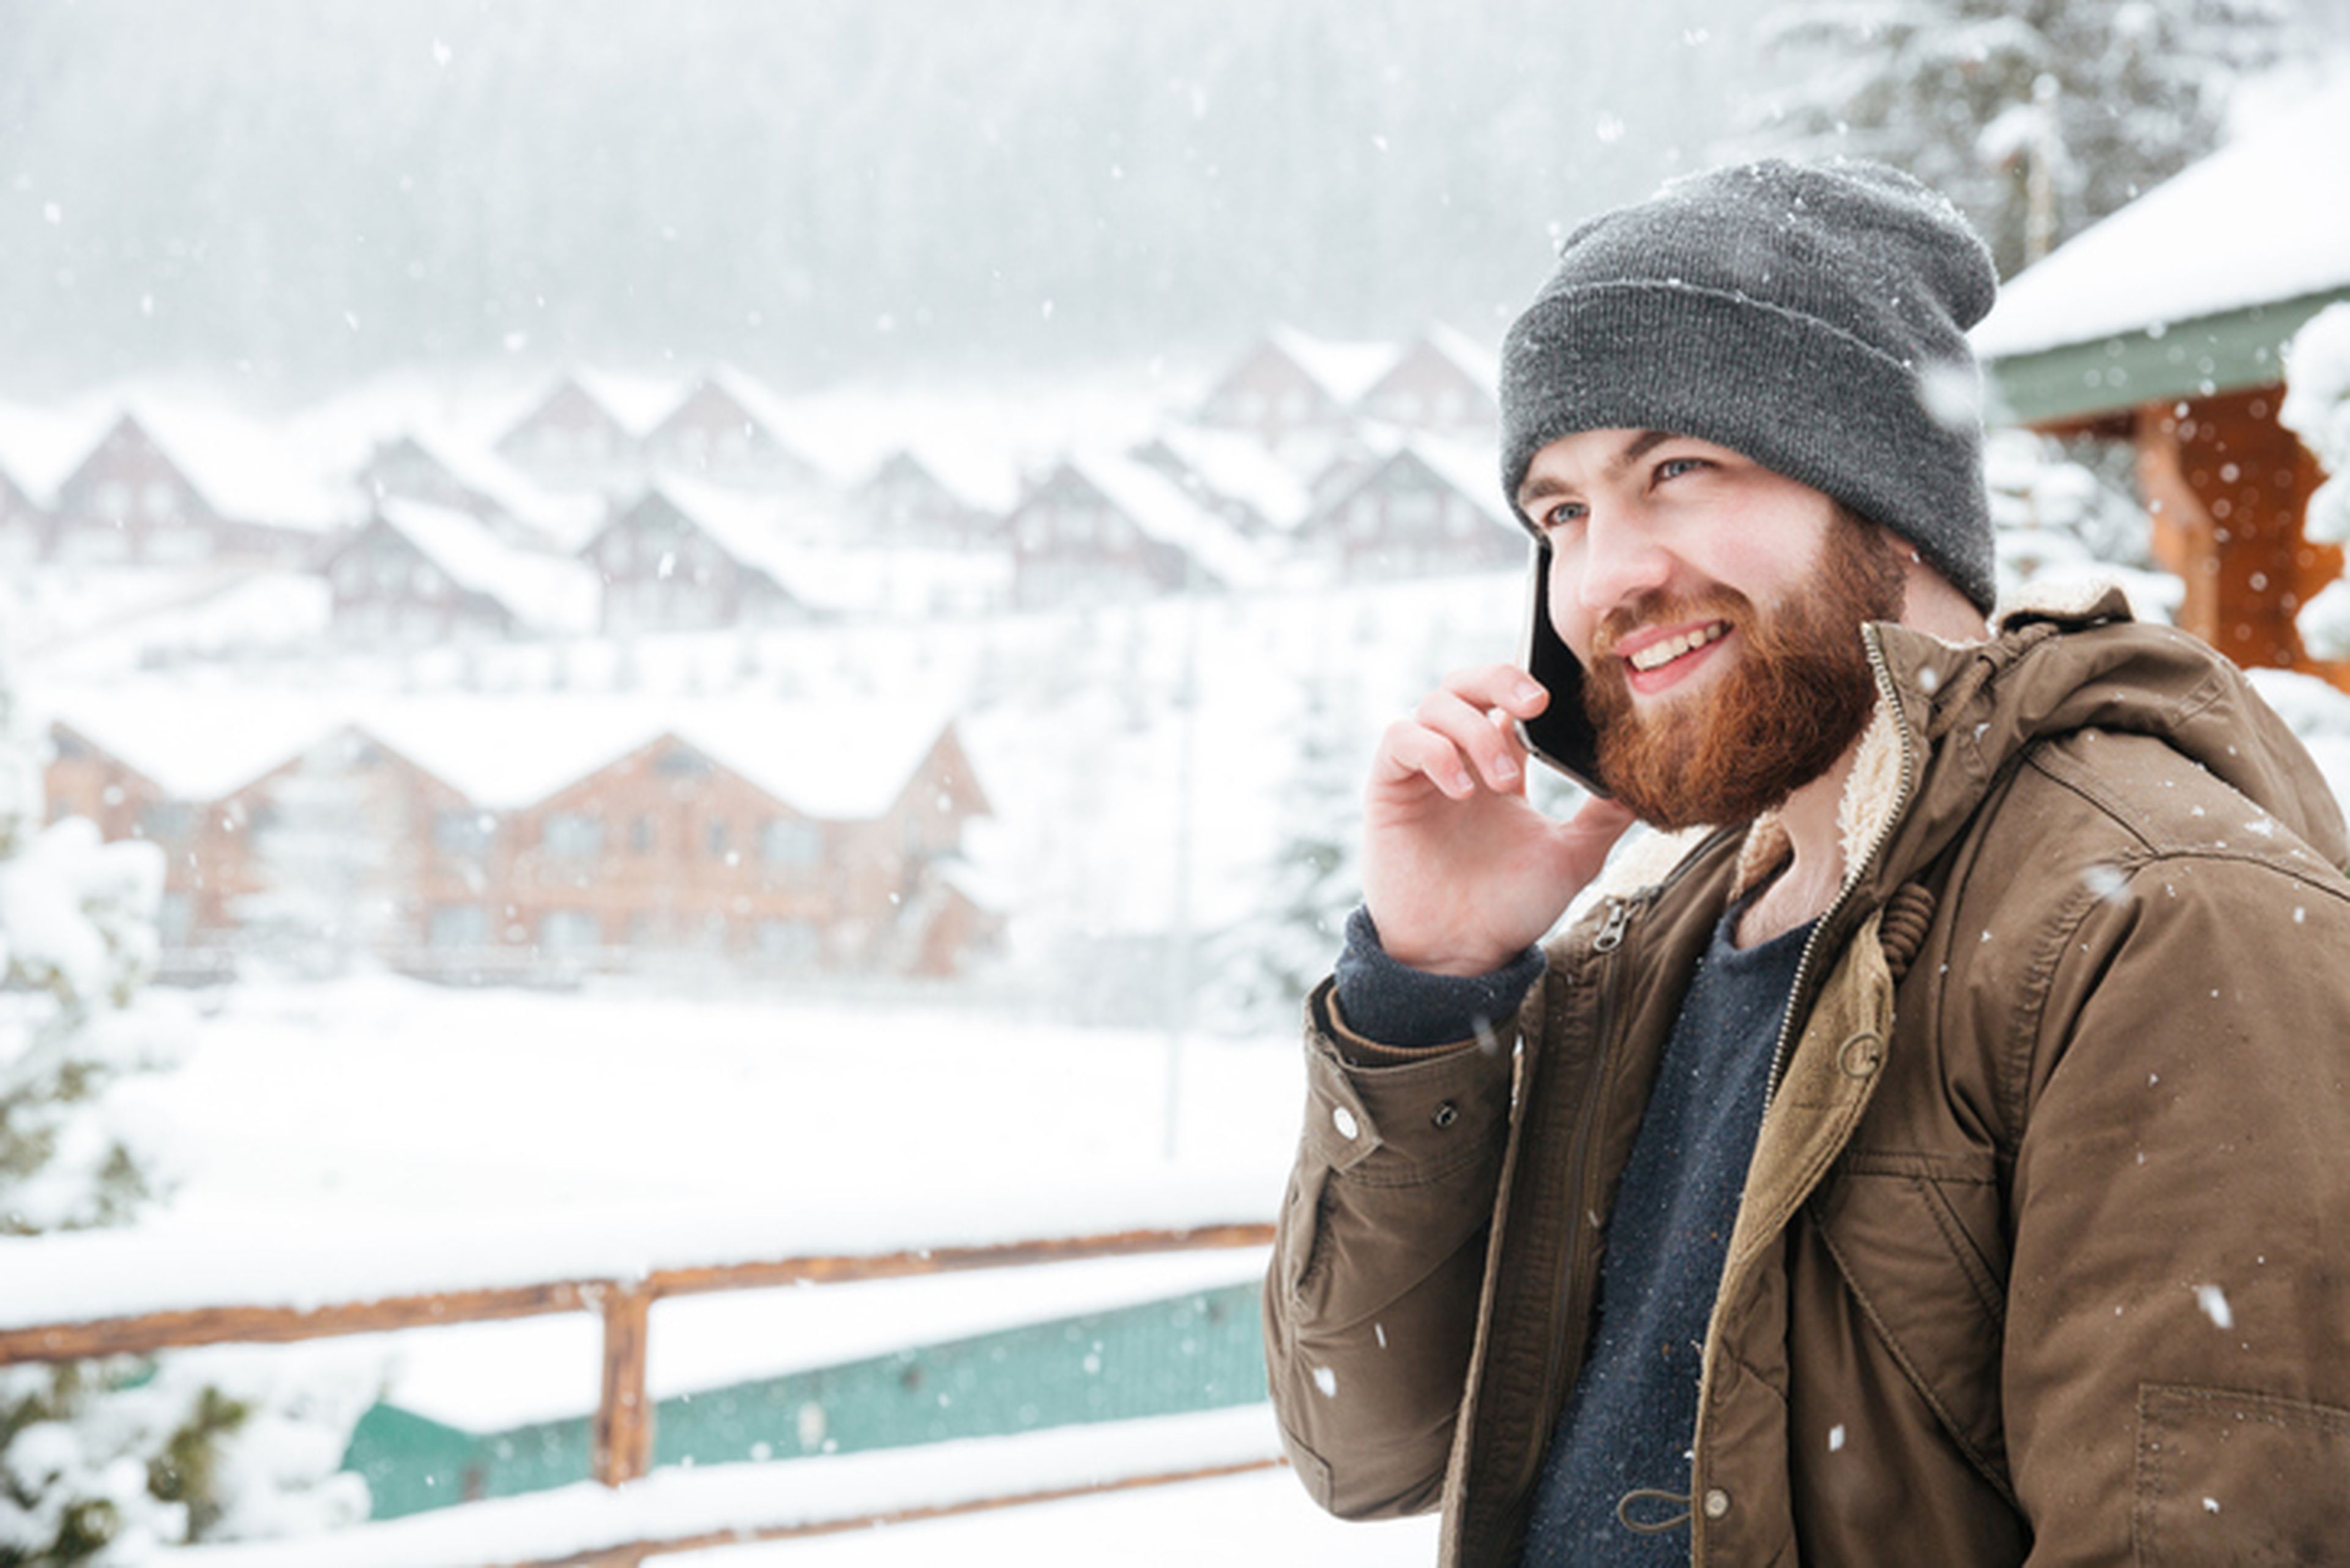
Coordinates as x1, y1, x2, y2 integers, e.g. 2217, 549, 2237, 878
1133, 426, 1315, 532
568, 367, 689, 435
1398, 434, 1516, 531
373, 499, 601, 635
129, 400, 357, 532
1062, 452, 1270, 591
1414, 323, 1502, 396
0, 400, 115, 504
862, 441, 1023, 516
374, 430, 607, 552
1264, 327, 1398, 405
1974, 74, 2350, 360
45, 687, 350, 802
41, 683, 972, 818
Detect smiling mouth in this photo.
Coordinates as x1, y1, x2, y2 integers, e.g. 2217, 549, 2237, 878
1624, 621, 1730, 673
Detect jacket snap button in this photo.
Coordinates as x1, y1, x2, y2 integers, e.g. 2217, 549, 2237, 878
1431, 1100, 1458, 1129
1838, 1032, 1884, 1078
1332, 1106, 1360, 1140
1703, 1488, 1731, 1520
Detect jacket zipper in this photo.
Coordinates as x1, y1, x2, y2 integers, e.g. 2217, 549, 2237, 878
1513, 890, 1646, 1511
1761, 624, 1918, 1106
1512, 842, 1721, 1518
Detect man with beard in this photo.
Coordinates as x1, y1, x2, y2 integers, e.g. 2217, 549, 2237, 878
1264, 159, 2350, 1566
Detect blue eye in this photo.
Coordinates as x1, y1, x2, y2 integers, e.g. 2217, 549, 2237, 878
1540, 501, 1586, 532
1656, 457, 1709, 482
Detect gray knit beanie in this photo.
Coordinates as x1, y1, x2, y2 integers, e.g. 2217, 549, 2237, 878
1500, 157, 2001, 612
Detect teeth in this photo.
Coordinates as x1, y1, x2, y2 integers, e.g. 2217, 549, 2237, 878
1627, 622, 1726, 673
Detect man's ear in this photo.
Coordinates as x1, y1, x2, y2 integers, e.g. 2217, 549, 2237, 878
1890, 534, 1993, 643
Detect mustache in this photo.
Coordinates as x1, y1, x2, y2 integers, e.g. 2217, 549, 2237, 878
1592, 589, 1755, 660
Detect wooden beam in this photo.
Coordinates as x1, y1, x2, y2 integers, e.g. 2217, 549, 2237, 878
0, 1224, 1274, 1368
0, 1281, 592, 1367
504, 1457, 1288, 1568
591, 1285, 654, 1487
644, 1223, 1277, 1298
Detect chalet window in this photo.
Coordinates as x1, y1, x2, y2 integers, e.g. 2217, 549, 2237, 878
434, 810, 495, 859
414, 563, 443, 596
334, 558, 368, 592
428, 905, 491, 948
631, 815, 655, 853
655, 750, 709, 777
542, 813, 604, 859
540, 909, 602, 952
95, 480, 133, 520
137, 803, 197, 843
141, 482, 177, 521
761, 818, 821, 869
707, 819, 730, 857
156, 892, 195, 947
755, 919, 819, 966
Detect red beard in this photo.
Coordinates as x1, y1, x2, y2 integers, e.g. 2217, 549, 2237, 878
1583, 513, 1906, 831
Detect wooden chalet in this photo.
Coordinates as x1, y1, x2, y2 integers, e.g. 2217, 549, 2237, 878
582, 484, 818, 635
1002, 454, 1266, 609
1304, 435, 1522, 581
1193, 328, 1393, 455
45, 411, 334, 567
493, 375, 644, 491
848, 447, 1006, 551
1975, 78, 2350, 687
43, 692, 998, 984
638, 370, 819, 491
1354, 324, 1500, 436
320, 501, 599, 646
1125, 426, 1313, 543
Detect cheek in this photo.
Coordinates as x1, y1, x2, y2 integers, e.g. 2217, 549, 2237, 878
1546, 553, 1597, 660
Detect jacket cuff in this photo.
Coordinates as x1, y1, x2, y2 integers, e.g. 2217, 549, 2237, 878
1301, 977, 1521, 1176
1333, 904, 1546, 1050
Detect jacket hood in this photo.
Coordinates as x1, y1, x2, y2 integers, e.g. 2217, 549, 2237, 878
1854, 589, 2350, 903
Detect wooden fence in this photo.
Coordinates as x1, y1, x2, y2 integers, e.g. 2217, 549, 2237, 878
0, 1221, 1279, 1567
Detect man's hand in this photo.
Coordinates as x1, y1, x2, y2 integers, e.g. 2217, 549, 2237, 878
1363, 665, 1636, 976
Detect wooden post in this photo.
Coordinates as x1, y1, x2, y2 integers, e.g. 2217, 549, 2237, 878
2136, 387, 2341, 680
591, 1284, 654, 1487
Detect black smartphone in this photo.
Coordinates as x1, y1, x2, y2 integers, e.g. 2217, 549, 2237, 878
1516, 540, 1611, 798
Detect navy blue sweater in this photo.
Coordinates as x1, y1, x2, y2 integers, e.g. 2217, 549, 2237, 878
1335, 902, 1810, 1562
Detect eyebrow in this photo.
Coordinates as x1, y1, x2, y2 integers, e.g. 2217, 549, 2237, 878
1515, 430, 1680, 512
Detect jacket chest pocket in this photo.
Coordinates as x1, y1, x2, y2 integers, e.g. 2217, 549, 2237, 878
1807, 1152, 2013, 1485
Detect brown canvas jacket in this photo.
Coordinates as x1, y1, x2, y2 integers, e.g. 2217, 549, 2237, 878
1265, 593, 2350, 1564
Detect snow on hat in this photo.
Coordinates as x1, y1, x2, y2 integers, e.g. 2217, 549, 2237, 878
1499, 157, 2001, 612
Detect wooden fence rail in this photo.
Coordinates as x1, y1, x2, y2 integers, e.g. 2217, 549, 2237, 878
0, 1221, 1277, 1495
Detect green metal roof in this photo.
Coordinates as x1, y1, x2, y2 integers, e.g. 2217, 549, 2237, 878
1983, 285, 2350, 428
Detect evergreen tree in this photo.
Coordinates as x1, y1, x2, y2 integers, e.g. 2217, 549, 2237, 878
0, 651, 370, 1562
1210, 669, 1362, 1034
1743, 0, 2294, 276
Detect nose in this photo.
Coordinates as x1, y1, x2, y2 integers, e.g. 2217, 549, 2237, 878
1572, 507, 1675, 615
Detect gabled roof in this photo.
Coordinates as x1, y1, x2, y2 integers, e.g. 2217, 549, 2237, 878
1975, 73, 2350, 423
1130, 426, 1314, 533
43, 684, 975, 823
1392, 435, 1518, 532
0, 401, 115, 506
1263, 327, 1398, 406
1058, 452, 1269, 591
859, 442, 1021, 516
365, 431, 605, 551
370, 499, 600, 634
69, 403, 354, 532
1977, 76, 2350, 360
1411, 324, 1502, 397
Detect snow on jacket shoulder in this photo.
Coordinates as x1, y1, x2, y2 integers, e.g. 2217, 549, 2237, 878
1264, 592, 2350, 1566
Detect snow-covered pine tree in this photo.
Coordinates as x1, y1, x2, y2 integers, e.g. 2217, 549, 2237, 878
2282, 302, 2350, 657
1209, 668, 1363, 1034
1742, 0, 2292, 276
0, 650, 370, 1562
